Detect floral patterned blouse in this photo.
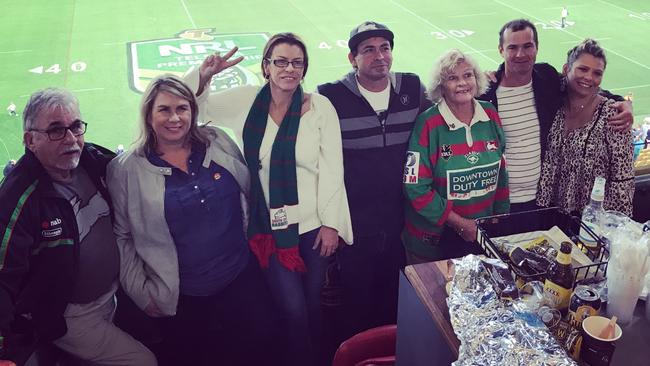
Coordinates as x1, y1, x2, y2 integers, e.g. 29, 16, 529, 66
536, 99, 635, 216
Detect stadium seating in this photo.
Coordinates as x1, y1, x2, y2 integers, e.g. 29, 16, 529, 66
332, 324, 397, 366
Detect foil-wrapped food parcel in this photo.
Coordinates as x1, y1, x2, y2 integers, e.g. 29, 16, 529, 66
448, 255, 577, 366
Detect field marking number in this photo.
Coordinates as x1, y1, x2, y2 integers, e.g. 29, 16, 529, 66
318, 40, 350, 50
430, 30, 474, 40
629, 13, 650, 20
29, 61, 87, 74
535, 20, 575, 29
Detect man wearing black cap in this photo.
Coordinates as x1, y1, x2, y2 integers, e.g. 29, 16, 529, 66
317, 21, 431, 337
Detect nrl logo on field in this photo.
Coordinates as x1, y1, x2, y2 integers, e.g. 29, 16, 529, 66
127, 29, 269, 93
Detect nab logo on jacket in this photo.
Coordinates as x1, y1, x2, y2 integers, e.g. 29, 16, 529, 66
41, 217, 63, 238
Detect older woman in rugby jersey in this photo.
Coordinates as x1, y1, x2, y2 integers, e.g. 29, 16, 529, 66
403, 49, 510, 264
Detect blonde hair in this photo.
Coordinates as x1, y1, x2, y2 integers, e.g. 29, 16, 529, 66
134, 74, 212, 155
428, 49, 487, 102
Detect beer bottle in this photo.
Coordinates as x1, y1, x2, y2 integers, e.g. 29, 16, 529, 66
544, 241, 575, 314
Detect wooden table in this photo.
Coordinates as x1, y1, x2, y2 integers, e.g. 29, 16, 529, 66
395, 260, 458, 366
395, 260, 650, 366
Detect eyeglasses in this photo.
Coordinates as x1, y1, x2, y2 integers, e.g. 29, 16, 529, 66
29, 120, 88, 141
266, 58, 305, 69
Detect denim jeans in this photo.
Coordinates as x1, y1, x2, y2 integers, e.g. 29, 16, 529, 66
264, 228, 327, 366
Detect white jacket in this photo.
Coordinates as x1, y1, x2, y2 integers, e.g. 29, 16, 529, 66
184, 68, 353, 245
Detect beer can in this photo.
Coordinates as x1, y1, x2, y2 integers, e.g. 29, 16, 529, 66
568, 285, 601, 328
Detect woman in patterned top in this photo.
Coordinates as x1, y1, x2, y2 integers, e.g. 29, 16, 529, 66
537, 39, 635, 216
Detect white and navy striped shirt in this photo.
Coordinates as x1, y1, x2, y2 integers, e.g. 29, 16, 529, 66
496, 82, 541, 203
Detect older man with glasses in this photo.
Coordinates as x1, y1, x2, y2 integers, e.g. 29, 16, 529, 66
0, 88, 156, 365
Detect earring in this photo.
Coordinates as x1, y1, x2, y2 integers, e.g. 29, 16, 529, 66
560, 75, 567, 93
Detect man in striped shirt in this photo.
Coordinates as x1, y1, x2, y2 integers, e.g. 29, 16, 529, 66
479, 19, 632, 213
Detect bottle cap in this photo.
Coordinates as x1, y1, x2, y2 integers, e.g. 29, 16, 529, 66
560, 241, 573, 254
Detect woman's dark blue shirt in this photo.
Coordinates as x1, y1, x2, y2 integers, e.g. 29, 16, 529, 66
148, 143, 249, 296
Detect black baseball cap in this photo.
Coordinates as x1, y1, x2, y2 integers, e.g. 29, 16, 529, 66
348, 21, 394, 53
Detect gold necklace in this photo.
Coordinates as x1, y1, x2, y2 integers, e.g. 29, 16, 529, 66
569, 93, 597, 114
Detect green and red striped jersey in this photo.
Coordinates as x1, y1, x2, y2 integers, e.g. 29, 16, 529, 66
403, 99, 510, 259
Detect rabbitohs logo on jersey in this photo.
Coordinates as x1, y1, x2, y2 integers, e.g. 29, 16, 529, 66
486, 140, 499, 151
128, 29, 269, 93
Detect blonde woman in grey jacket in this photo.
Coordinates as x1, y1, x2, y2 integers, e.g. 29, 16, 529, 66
107, 75, 279, 365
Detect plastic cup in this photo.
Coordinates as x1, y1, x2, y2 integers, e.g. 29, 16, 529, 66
581, 316, 622, 366
606, 269, 643, 324
606, 221, 649, 324
600, 211, 628, 258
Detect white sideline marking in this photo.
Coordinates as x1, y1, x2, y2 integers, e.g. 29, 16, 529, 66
345, 21, 399, 28
492, 0, 650, 71
180, 0, 197, 29
449, 12, 497, 18
0, 50, 32, 54
323, 64, 352, 69
561, 37, 611, 44
19, 88, 104, 98
610, 84, 650, 91
465, 49, 495, 55
389, 0, 499, 65
543, 4, 590, 10
0, 137, 10, 161
21, 88, 105, 97
73, 88, 105, 93
596, 0, 639, 15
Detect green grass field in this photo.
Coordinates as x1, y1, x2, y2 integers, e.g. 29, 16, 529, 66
1, 0, 649, 171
